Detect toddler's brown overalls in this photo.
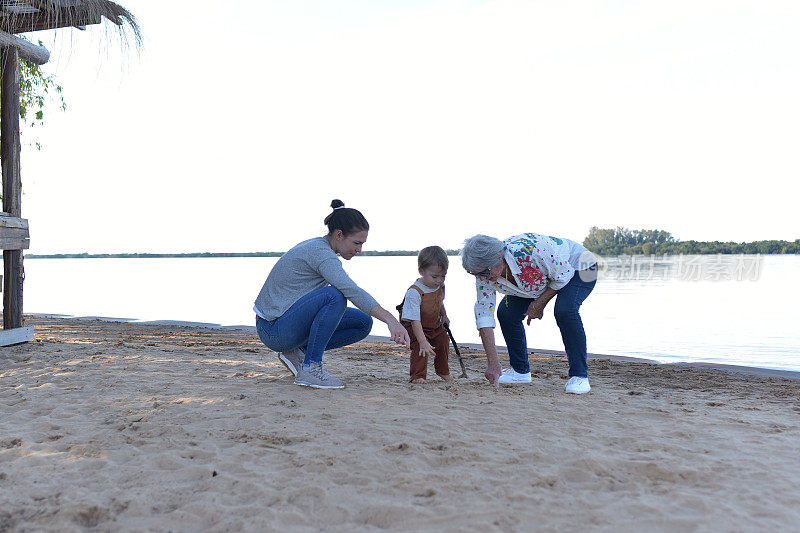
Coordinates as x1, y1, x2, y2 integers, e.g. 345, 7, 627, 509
397, 284, 450, 381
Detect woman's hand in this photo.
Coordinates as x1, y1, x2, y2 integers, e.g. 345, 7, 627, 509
525, 301, 545, 324
484, 359, 502, 389
387, 319, 411, 348
371, 305, 411, 348
525, 288, 558, 325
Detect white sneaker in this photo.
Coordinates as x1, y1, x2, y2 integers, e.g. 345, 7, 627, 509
498, 368, 532, 384
565, 376, 590, 394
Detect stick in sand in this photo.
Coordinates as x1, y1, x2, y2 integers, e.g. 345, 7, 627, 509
443, 323, 468, 379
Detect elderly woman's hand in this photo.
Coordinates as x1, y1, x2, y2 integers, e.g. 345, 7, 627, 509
525, 301, 545, 324
526, 289, 558, 325
484, 360, 502, 389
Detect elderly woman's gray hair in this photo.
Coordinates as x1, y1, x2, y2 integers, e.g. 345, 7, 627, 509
461, 235, 505, 274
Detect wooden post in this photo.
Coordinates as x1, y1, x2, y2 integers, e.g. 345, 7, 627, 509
1, 46, 24, 330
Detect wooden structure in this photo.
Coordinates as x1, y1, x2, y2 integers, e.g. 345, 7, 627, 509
0, 0, 138, 346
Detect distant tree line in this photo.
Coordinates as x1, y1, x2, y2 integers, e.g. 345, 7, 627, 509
583, 227, 800, 255
27, 233, 800, 259
26, 252, 284, 259
26, 250, 463, 259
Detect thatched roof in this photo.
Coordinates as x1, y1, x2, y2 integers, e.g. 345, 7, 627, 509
0, 0, 139, 41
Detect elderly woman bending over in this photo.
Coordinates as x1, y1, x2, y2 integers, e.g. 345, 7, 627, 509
461, 233, 598, 393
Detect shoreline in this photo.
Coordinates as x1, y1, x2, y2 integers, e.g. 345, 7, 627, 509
29, 313, 800, 380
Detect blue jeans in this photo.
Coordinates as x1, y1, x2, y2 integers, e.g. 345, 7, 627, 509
497, 267, 596, 377
255, 287, 373, 365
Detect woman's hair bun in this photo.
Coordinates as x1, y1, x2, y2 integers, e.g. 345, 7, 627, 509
323, 198, 369, 236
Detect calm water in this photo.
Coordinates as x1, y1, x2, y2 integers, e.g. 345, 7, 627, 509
23, 254, 800, 372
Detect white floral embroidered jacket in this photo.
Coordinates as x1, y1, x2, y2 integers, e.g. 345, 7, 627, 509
473, 233, 596, 329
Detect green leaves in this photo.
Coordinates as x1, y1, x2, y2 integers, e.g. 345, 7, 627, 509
18, 43, 66, 128
0, 39, 66, 151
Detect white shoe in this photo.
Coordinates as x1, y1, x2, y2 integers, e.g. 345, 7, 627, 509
565, 376, 590, 394
498, 368, 532, 384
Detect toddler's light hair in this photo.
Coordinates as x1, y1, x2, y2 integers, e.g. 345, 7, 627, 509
418, 246, 449, 272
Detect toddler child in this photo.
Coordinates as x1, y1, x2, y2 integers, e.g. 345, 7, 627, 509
396, 246, 452, 383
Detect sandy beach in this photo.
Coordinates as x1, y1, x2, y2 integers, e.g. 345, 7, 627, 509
2, 315, 799, 532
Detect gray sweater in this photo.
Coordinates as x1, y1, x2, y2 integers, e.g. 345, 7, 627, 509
254, 236, 379, 321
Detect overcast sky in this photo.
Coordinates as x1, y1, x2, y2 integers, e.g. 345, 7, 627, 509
20, 0, 800, 254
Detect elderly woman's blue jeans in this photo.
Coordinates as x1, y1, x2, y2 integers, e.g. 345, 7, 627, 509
256, 286, 373, 365
497, 270, 596, 378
